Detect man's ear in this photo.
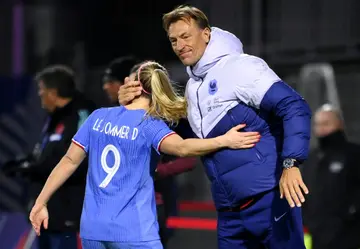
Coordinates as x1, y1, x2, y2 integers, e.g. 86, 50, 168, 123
202, 28, 211, 43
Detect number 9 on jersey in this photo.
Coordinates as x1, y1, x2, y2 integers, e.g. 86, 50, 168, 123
99, 144, 121, 188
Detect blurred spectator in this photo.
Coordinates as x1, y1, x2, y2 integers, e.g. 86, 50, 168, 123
302, 104, 360, 249
4, 65, 95, 249
102, 56, 139, 105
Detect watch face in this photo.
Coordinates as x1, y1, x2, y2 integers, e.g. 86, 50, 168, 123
283, 159, 294, 168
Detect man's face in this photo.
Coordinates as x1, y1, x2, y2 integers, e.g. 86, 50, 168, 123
38, 80, 57, 112
313, 111, 342, 138
168, 19, 210, 66
103, 80, 121, 103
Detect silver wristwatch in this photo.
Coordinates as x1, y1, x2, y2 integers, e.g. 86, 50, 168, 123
283, 158, 299, 169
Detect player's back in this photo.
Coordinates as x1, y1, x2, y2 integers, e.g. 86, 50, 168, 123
76, 106, 159, 242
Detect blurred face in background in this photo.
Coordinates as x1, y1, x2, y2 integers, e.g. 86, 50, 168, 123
38, 80, 57, 113
168, 18, 210, 66
103, 80, 122, 103
313, 110, 343, 138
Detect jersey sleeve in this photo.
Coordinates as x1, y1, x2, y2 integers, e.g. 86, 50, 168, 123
144, 118, 176, 154
72, 109, 98, 153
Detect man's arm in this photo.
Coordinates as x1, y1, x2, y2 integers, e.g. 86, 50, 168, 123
261, 83, 311, 161
233, 56, 311, 161
269, 87, 311, 207
233, 55, 311, 207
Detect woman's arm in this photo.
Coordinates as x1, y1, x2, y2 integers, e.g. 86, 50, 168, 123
160, 124, 260, 157
35, 142, 86, 205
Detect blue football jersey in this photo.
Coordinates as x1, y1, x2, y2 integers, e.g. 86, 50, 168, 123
72, 106, 174, 242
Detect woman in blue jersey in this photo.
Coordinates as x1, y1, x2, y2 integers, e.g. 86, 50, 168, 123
29, 61, 260, 249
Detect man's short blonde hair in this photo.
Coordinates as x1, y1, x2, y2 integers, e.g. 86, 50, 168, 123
162, 5, 210, 32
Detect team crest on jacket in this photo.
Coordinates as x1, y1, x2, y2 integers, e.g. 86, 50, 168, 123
208, 79, 218, 95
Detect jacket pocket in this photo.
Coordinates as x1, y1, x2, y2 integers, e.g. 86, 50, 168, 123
254, 147, 265, 162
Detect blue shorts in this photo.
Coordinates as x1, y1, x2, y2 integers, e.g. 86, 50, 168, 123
217, 188, 305, 249
81, 239, 163, 249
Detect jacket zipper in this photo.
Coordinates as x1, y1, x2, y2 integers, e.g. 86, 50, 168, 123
192, 72, 231, 205
192, 70, 205, 138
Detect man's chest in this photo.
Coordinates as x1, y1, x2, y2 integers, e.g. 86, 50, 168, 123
185, 75, 240, 137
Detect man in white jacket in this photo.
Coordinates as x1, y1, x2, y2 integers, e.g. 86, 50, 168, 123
119, 5, 311, 249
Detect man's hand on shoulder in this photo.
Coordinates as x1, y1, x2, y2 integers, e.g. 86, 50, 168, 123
280, 167, 309, 208
118, 77, 143, 106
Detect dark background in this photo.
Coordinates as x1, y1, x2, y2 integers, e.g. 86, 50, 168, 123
0, 0, 359, 248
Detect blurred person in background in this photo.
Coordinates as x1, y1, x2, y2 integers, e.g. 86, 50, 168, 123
119, 5, 311, 249
302, 104, 360, 249
103, 56, 139, 105
5, 65, 95, 249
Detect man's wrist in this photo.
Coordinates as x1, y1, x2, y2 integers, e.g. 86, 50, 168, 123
282, 158, 300, 169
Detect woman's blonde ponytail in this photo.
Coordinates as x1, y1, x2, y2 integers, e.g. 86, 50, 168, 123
146, 68, 187, 125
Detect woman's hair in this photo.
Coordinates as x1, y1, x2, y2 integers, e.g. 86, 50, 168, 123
136, 61, 187, 125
